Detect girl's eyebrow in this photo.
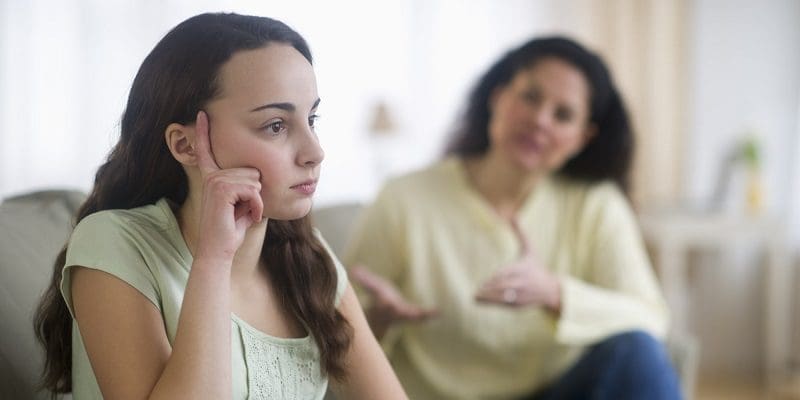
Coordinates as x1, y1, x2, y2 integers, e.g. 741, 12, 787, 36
250, 98, 321, 113
250, 102, 295, 113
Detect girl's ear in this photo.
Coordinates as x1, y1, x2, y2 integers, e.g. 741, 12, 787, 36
165, 122, 197, 166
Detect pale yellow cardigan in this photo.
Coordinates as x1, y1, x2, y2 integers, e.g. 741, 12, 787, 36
344, 157, 669, 400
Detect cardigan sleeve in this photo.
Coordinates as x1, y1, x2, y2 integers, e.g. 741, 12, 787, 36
555, 183, 670, 345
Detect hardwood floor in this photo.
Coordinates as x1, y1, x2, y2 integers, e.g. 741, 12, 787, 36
695, 374, 800, 400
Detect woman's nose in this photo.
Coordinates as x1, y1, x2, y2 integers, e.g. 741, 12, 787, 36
529, 104, 552, 128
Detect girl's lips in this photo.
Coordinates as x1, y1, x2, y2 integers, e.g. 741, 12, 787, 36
291, 180, 317, 195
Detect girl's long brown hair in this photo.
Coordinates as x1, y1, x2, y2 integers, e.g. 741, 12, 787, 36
33, 13, 351, 395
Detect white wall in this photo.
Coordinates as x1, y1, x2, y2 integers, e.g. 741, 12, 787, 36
686, 0, 800, 216
686, 0, 800, 375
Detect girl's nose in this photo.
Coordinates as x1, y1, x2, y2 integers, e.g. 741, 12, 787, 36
297, 128, 324, 167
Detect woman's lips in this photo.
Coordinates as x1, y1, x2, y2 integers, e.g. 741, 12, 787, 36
515, 136, 542, 152
291, 180, 317, 195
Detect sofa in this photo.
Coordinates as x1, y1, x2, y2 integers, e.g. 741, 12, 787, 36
0, 190, 82, 399
0, 190, 697, 399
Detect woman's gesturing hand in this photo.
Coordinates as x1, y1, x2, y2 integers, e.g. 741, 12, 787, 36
350, 266, 438, 339
475, 219, 562, 312
193, 110, 264, 263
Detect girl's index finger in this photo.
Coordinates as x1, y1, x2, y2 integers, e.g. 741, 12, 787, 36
194, 110, 223, 175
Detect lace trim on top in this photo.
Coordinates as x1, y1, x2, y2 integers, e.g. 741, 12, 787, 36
233, 314, 325, 400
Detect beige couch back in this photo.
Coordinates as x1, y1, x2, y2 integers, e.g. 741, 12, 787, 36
0, 190, 84, 400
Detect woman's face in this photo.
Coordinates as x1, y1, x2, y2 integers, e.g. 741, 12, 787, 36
204, 44, 323, 220
486, 57, 594, 174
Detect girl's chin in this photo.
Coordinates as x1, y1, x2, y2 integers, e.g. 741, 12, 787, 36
265, 201, 313, 221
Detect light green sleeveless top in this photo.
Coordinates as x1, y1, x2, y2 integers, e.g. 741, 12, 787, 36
60, 198, 348, 399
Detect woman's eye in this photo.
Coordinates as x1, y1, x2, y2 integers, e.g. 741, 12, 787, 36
555, 107, 573, 122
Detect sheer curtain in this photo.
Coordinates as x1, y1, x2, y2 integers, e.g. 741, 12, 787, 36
548, 0, 689, 208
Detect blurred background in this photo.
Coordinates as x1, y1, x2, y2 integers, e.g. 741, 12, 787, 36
1, 0, 798, 398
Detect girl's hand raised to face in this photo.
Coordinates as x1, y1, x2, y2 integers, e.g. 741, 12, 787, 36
193, 110, 264, 263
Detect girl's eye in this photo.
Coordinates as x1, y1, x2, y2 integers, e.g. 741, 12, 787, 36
264, 120, 286, 135
308, 114, 320, 130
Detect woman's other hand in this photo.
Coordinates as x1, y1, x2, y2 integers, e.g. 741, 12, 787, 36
350, 266, 438, 339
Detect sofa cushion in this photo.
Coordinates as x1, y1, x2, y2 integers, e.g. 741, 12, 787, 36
311, 202, 364, 258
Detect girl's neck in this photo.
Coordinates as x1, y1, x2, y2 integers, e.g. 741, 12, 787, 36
463, 152, 543, 221
176, 194, 268, 279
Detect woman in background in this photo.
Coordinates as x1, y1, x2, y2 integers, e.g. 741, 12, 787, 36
345, 36, 682, 399
34, 12, 406, 400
